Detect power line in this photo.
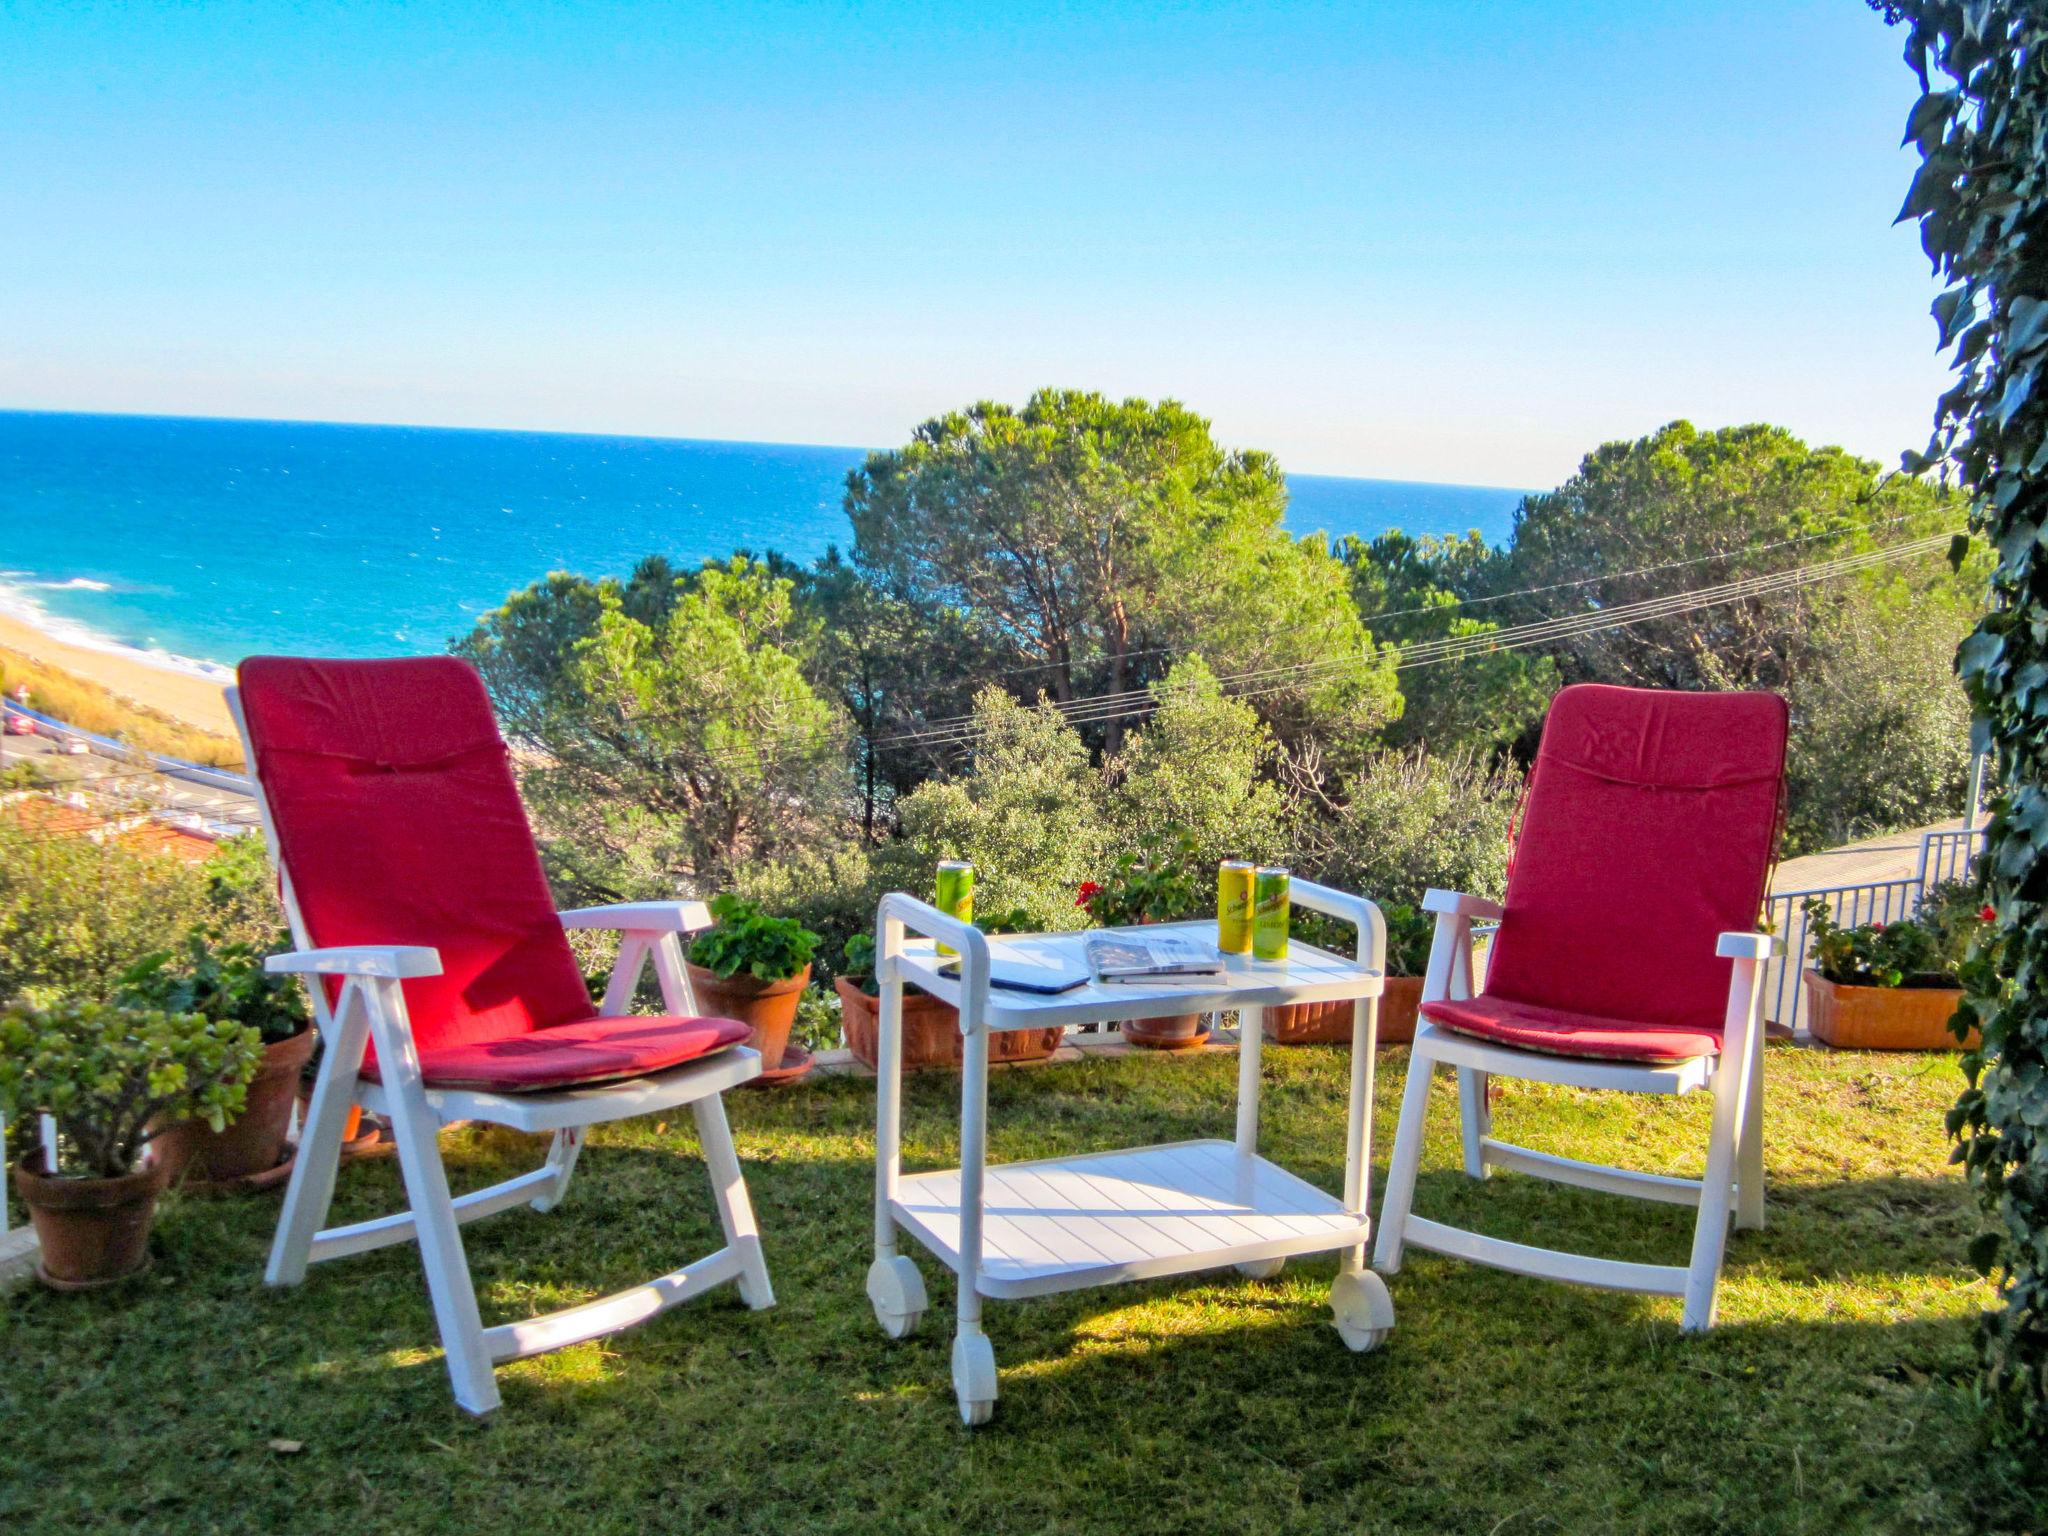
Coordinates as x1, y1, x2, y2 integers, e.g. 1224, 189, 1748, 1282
949, 506, 1932, 689
567, 526, 1954, 775
882, 532, 1955, 750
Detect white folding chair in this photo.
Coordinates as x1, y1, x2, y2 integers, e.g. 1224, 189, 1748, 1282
1373, 684, 1785, 1331
236, 655, 774, 1414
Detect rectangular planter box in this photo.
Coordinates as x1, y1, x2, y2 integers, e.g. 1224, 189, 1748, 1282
1263, 975, 1422, 1047
838, 978, 1064, 1072
1803, 969, 1976, 1051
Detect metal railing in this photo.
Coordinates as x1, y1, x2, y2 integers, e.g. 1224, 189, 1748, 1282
1763, 824, 1987, 1035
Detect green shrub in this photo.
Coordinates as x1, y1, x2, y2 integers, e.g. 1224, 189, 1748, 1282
114, 930, 310, 1045
0, 818, 209, 1005
0, 1000, 262, 1179
1300, 747, 1521, 909
1108, 658, 1292, 867
888, 688, 1108, 932
687, 894, 819, 983
1292, 901, 1434, 977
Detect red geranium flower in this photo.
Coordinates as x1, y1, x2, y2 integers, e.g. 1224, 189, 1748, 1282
1869, 921, 1885, 931
1981, 904, 1997, 922
1076, 881, 1101, 908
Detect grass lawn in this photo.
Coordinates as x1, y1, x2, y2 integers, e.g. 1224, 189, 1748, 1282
1, 1041, 2038, 1534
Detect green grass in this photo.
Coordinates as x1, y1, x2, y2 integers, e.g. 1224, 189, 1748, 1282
2, 1043, 2039, 1534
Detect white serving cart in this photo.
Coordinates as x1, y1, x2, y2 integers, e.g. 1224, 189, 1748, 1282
865, 881, 1398, 1425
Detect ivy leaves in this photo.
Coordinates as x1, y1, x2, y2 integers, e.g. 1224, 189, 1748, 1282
1884, 0, 2048, 1443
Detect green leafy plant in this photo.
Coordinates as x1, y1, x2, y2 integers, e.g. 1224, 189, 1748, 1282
115, 929, 310, 1045
1292, 902, 1434, 978
1078, 836, 1203, 929
1881, 0, 2048, 1440
0, 1000, 262, 1180
688, 893, 819, 984
1802, 893, 1982, 989
839, 906, 1034, 994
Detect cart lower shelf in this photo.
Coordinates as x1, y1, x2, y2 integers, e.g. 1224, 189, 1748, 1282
890, 1138, 1370, 1300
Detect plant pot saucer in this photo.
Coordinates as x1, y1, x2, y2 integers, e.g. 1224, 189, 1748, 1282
34, 1252, 152, 1293
748, 1042, 815, 1086
1121, 1025, 1212, 1052
173, 1148, 299, 1196
339, 1119, 392, 1162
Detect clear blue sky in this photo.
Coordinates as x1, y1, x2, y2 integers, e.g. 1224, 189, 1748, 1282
0, 0, 1943, 487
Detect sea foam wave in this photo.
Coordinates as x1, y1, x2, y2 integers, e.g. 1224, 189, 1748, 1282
0, 578, 235, 683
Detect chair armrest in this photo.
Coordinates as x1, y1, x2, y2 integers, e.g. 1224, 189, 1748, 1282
559, 901, 713, 935
1716, 931, 1774, 961
1292, 880, 1387, 974
1422, 889, 1505, 921
265, 945, 443, 980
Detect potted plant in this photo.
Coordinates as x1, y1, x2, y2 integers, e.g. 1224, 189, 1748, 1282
1265, 903, 1433, 1047
686, 894, 821, 1080
1800, 881, 1985, 1050
1080, 842, 1210, 1050
0, 1000, 261, 1288
836, 909, 1064, 1071
119, 930, 315, 1190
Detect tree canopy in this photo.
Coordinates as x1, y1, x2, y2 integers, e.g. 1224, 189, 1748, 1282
845, 389, 1399, 759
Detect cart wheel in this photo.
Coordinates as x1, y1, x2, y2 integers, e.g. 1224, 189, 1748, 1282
1331, 1269, 1395, 1352
866, 1254, 927, 1339
952, 1332, 998, 1427
1234, 1257, 1285, 1280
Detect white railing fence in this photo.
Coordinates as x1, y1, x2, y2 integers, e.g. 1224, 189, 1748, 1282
1763, 825, 1987, 1035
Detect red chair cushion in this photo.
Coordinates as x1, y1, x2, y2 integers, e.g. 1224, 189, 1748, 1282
238, 656, 596, 1072
363, 1014, 751, 1092
1422, 996, 1720, 1064
1481, 684, 1787, 1034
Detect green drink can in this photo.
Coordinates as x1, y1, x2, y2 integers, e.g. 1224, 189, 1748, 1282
1217, 861, 1255, 954
1252, 866, 1291, 963
935, 860, 975, 956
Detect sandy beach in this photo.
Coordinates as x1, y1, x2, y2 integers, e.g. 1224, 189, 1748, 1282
0, 609, 233, 736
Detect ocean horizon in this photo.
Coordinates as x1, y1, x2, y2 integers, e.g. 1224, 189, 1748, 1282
0, 410, 1528, 679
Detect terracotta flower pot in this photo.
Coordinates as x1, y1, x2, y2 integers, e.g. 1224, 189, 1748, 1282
1803, 970, 1976, 1050
687, 961, 811, 1071
837, 976, 1063, 1071
13, 1156, 169, 1290
150, 1025, 317, 1188
1119, 1012, 1210, 1051
1264, 976, 1423, 1047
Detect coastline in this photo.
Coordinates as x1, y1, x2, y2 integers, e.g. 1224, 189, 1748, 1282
0, 606, 233, 736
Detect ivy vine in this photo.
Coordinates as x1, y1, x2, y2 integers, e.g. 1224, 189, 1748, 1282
1880, 0, 2048, 1440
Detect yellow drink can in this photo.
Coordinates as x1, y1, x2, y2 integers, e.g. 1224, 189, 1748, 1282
935, 860, 975, 957
1217, 861, 1255, 954
1252, 866, 1291, 962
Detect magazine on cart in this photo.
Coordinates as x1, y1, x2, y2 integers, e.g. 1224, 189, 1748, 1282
1084, 931, 1225, 985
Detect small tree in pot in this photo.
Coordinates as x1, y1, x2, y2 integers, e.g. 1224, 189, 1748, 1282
686, 894, 821, 1078
0, 1000, 260, 1288
118, 930, 313, 1188
1265, 903, 1434, 1047
1080, 840, 1211, 1050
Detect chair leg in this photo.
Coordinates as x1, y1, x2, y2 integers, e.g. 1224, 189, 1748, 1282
1680, 1060, 1749, 1333
529, 1127, 585, 1214
1456, 1068, 1491, 1179
691, 1093, 774, 1310
267, 988, 371, 1287
1373, 1038, 1437, 1274
382, 1080, 500, 1414
1736, 1039, 1765, 1233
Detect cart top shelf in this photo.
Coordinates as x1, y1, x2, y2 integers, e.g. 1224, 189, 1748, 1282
888, 920, 1384, 1030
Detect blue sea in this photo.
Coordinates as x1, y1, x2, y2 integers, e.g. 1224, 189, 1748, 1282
0, 411, 1525, 676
